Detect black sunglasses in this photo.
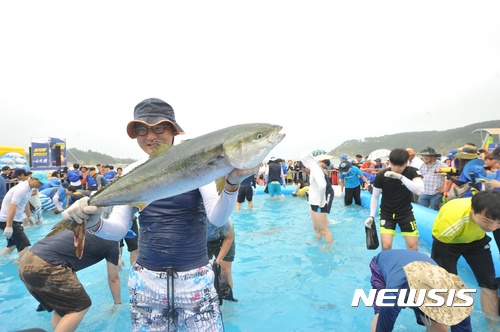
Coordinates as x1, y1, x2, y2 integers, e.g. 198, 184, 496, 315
133, 123, 171, 136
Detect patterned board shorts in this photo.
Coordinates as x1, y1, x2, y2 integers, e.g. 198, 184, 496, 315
129, 262, 223, 332
18, 251, 91, 316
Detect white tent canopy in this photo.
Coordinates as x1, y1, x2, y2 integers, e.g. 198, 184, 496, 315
367, 149, 391, 161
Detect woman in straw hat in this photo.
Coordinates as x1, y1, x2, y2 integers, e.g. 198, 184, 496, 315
369, 249, 473, 331
450, 144, 483, 197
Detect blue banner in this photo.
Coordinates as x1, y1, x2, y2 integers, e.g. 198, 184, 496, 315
31, 139, 50, 167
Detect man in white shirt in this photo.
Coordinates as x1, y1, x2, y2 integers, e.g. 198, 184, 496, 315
0, 171, 48, 260
406, 148, 424, 170
406, 148, 424, 203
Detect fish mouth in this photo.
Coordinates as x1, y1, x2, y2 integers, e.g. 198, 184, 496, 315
267, 125, 285, 146
273, 128, 285, 143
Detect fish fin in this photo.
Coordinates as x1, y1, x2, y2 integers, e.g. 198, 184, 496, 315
46, 227, 59, 237
151, 142, 172, 158
132, 203, 149, 212
74, 223, 86, 259
207, 156, 225, 166
215, 177, 226, 195
75, 235, 84, 259
45, 219, 70, 237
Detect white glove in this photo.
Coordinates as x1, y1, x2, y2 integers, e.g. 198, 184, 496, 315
384, 171, 403, 180
118, 257, 125, 271
62, 197, 102, 228
102, 206, 113, 219
365, 216, 374, 228
226, 166, 260, 186
27, 216, 36, 225
109, 302, 121, 315
3, 226, 13, 238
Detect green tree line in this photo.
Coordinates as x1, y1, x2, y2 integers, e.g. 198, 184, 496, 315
62, 120, 500, 165
328, 120, 500, 158
65, 148, 136, 167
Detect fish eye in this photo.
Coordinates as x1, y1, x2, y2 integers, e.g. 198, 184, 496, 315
256, 133, 263, 139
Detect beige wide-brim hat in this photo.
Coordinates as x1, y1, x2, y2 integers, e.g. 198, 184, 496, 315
403, 261, 473, 326
455, 144, 479, 160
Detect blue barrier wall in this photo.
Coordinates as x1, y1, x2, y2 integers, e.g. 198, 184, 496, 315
360, 190, 500, 276
255, 186, 499, 276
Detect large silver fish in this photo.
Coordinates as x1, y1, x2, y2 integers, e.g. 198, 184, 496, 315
89, 122, 285, 210
47, 123, 285, 257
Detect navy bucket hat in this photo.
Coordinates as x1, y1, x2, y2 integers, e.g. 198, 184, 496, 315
126, 98, 185, 138
339, 161, 352, 174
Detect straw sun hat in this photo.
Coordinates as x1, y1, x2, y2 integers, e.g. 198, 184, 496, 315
455, 144, 479, 160
403, 261, 473, 326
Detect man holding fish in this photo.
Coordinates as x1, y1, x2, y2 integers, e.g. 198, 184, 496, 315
56, 98, 284, 331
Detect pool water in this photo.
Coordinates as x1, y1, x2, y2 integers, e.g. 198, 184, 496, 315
0, 191, 495, 331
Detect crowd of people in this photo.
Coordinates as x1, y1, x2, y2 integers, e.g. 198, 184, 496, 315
3, 104, 500, 331
334, 144, 500, 331
259, 144, 500, 330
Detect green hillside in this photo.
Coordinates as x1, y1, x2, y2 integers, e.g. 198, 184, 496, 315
328, 120, 500, 158
64, 120, 500, 165
65, 148, 136, 167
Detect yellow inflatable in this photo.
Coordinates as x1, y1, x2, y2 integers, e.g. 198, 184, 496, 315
0, 146, 29, 170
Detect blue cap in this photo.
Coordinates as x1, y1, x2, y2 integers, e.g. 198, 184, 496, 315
340, 154, 348, 160
31, 171, 48, 184
339, 161, 352, 173
49, 178, 62, 187
447, 149, 458, 158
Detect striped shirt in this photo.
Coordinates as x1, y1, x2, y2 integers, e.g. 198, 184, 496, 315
420, 160, 447, 195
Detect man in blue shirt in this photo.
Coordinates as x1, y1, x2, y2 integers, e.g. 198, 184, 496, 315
338, 161, 370, 206
236, 174, 256, 210
103, 165, 117, 181
369, 249, 472, 331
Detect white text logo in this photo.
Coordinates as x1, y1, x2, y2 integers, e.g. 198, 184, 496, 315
351, 289, 476, 307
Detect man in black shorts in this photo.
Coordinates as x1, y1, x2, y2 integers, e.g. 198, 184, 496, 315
119, 216, 139, 268
431, 190, 500, 324
236, 174, 256, 211
365, 148, 424, 251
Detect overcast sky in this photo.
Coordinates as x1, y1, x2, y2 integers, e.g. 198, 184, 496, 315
1, 1, 499, 162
